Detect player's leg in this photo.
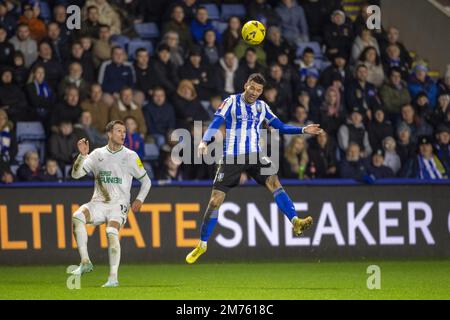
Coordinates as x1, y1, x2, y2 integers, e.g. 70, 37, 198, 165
71, 205, 94, 275
265, 175, 313, 236
186, 189, 226, 264
102, 220, 121, 288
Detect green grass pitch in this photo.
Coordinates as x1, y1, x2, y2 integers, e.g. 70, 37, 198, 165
0, 260, 449, 299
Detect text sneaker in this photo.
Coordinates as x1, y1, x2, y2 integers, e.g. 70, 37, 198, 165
293, 216, 313, 236
71, 261, 94, 276
186, 242, 207, 264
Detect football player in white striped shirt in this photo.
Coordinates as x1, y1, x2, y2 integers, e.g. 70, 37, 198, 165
186, 73, 323, 264
70, 120, 151, 287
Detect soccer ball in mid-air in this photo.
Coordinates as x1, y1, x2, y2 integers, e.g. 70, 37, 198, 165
241, 20, 266, 45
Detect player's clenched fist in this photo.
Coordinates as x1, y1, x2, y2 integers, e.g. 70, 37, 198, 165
198, 141, 208, 157
77, 138, 90, 156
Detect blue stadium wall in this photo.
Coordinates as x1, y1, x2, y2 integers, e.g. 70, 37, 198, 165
0, 181, 449, 264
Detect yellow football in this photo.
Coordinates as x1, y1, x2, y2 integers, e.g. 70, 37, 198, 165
241, 20, 266, 45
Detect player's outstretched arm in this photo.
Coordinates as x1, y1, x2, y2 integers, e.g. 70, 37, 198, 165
71, 138, 90, 179
269, 118, 324, 135
198, 115, 225, 157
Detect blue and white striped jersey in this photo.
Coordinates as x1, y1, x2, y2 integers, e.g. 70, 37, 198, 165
215, 94, 278, 156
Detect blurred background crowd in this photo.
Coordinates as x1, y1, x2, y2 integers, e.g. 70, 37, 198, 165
0, 0, 449, 184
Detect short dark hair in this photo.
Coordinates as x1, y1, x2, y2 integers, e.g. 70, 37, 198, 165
303, 47, 314, 56
106, 120, 125, 132
135, 48, 148, 56
247, 73, 266, 86
389, 66, 402, 76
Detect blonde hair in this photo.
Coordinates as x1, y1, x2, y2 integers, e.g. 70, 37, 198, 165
284, 136, 309, 173
176, 79, 197, 100
0, 109, 13, 131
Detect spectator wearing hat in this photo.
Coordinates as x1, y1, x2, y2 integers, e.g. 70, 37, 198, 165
320, 51, 352, 87
179, 46, 217, 100
296, 68, 324, 114
339, 142, 369, 181
367, 148, 395, 179
162, 5, 193, 52
379, 67, 411, 119
412, 91, 433, 126
151, 44, 179, 96
338, 108, 372, 157
396, 122, 416, 165
275, 0, 309, 45
401, 136, 447, 179
408, 64, 438, 107
263, 26, 294, 66
18, 3, 46, 42
367, 107, 394, 151
346, 64, 381, 118
0, 2, 16, 38
190, 6, 220, 44
9, 24, 37, 68
382, 136, 401, 175
398, 104, 433, 144
434, 125, 450, 175
324, 10, 353, 60
0, 26, 14, 66
234, 47, 266, 91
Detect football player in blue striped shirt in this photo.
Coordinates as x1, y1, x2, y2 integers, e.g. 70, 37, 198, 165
186, 73, 323, 264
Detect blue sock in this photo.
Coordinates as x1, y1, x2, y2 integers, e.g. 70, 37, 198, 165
273, 188, 297, 221
200, 209, 219, 242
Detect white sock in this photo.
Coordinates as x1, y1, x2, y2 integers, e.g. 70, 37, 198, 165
106, 227, 120, 282
200, 240, 207, 248
73, 213, 90, 263
291, 216, 299, 224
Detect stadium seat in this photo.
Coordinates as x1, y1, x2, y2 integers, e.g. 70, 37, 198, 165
203, 3, 220, 20
16, 122, 45, 142
39, 2, 52, 21
15, 142, 38, 164
111, 34, 131, 49
211, 20, 228, 34
221, 4, 246, 20
134, 23, 160, 39
143, 143, 159, 161
127, 40, 153, 59
296, 42, 323, 59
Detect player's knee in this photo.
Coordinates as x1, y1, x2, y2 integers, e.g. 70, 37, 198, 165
106, 227, 120, 249
209, 194, 224, 209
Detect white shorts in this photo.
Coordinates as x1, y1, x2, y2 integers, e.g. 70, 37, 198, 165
80, 201, 129, 226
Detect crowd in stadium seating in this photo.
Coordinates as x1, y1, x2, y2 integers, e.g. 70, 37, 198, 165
0, 0, 449, 184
